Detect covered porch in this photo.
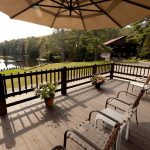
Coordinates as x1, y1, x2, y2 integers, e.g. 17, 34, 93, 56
0, 79, 149, 150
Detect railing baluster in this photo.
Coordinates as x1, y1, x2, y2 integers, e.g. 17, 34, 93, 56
124, 65, 126, 74
70, 68, 72, 80
79, 68, 80, 78
121, 64, 124, 74
147, 68, 150, 77
36, 70, 38, 87
11, 73, 15, 95
99, 65, 100, 74
104, 65, 107, 73
3, 75, 7, 95
127, 64, 129, 75
73, 68, 75, 79
132, 65, 135, 76
30, 71, 33, 88
100, 66, 102, 74
143, 67, 146, 77
139, 67, 142, 76
54, 71, 56, 82
75, 68, 77, 79
24, 72, 27, 90
67, 69, 69, 80
119, 64, 121, 73
135, 66, 138, 77
50, 71, 52, 83
41, 70, 43, 83
83, 67, 84, 77
129, 65, 132, 75
18, 72, 21, 93
116, 64, 118, 73
45, 69, 48, 82
86, 67, 87, 77
58, 71, 60, 82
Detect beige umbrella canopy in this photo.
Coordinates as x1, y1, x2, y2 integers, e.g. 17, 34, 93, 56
0, 0, 150, 30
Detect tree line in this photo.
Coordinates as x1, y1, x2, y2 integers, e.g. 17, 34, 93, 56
0, 17, 149, 66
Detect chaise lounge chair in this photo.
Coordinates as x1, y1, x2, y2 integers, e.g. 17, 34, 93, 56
61, 108, 133, 150
95, 85, 149, 149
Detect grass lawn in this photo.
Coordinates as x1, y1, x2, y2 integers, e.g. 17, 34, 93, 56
1, 61, 107, 75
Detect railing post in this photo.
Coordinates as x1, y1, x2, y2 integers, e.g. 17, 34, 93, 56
61, 67, 67, 95
0, 74, 7, 115
93, 64, 97, 75
110, 63, 114, 79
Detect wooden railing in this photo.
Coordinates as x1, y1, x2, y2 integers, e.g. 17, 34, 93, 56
66, 64, 111, 91
0, 63, 111, 114
0, 63, 150, 115
113, 63, 150, 80
3, 69, 62, 98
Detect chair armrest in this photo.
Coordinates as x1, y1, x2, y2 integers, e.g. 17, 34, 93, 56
116, 91, 137, 98
105, 97, 131, 108
88, 110, 119, 123
64, 129, 99, 150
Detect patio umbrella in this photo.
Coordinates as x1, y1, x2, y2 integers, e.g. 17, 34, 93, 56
0, 0, 150, 30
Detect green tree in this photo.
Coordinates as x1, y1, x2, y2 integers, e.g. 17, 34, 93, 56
128, 17, 150, 59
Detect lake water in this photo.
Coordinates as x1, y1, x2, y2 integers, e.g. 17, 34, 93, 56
0, 59, 16, 70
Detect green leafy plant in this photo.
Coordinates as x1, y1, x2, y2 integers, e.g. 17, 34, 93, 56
35, 82, 57, 99
91, 74, 105, 84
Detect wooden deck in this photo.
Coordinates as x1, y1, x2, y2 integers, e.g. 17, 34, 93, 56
0, 79, 150, 150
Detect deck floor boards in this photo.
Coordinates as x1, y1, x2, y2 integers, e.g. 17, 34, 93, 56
0, 79, 150, 150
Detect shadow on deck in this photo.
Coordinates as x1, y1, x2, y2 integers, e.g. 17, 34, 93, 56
0, 79, 150, 150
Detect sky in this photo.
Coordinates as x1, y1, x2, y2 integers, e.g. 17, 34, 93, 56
0, 12, 53, 43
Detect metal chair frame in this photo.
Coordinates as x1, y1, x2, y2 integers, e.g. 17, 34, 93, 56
64, 110, 122, 150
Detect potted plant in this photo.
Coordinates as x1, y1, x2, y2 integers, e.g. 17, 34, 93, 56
35, 82, 57, 107
91, 74, 105, 89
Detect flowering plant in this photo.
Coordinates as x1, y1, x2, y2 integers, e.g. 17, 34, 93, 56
91, 74, 105, 84
35, 82, 57, 99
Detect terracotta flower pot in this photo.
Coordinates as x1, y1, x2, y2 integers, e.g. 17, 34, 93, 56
44, 97, 54, 107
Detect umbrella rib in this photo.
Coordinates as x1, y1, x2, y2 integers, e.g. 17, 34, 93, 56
50, 0, 67, 8
77, 1, 86, 30
89, 0, 122, 28
37, 4, 66, 9
50, 1, 64, 28
74, 8, 102, 13
72, 0, 79, 7
74, 0, 110, 9
59, 9, 68, 14
123, 0, 150, 10
72, 10, 80, 16
10, 0, 44, 18
65, 0, 70, 6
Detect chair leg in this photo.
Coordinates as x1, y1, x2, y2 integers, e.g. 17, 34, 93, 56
132, 85, 134, 92
125, 121, 130, 140
64, 130, 69, 148
116, 130, 122, 150
135, 110, 138, 125
126, 83, 130, 95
